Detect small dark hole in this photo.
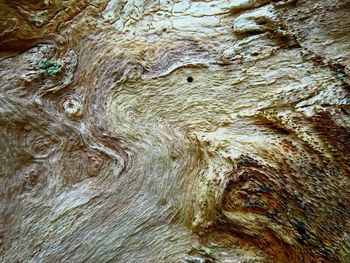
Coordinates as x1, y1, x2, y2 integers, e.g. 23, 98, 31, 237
187, 77, 193, 83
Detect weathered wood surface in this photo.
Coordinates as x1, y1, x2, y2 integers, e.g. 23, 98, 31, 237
1, 0, 350, 262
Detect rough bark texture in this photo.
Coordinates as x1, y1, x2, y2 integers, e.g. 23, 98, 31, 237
1, 0, 350, 262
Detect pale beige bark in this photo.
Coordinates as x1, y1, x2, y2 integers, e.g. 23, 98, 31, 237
0, 0, 350, 262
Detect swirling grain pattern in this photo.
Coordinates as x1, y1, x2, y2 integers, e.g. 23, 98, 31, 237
0, 0, 350, 262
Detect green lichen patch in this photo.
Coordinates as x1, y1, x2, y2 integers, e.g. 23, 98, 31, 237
38, 59, 63, 77
336, 70, 346, 81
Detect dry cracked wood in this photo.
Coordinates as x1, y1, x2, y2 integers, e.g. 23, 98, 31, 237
1, 0, 350, 262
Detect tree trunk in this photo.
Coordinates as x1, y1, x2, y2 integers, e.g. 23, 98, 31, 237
1, 0, 350, 262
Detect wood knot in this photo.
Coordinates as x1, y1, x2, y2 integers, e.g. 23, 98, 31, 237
63, 96, 83, 118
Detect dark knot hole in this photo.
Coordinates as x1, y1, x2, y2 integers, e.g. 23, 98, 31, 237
187, 76, 193, 83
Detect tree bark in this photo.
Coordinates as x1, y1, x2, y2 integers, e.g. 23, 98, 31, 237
1, 0, 350, 262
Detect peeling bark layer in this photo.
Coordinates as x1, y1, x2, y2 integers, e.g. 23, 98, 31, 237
1, 0, 350, 262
